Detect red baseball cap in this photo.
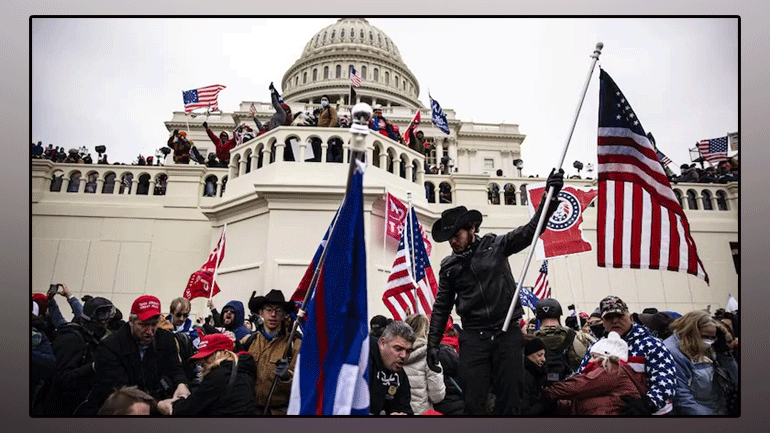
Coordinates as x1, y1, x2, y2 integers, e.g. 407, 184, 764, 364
190, 333, 234, 360
130, 295, 161, 321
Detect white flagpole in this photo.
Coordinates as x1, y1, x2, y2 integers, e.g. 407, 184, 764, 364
209, 223, 226, 302
503, 42, 603, 332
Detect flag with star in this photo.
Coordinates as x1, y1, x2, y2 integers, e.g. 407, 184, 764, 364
697, 136, 729, 164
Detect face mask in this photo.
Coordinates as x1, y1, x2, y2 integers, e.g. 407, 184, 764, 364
590, 324, 605, 338
321, 100, 328, 107
702, 338, 714, 347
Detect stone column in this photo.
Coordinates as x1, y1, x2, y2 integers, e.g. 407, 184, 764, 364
61, 177, 71, 193
96, 178, 104, 194
130, 178, 139, 195
228, 160, 237, 180
275, 142, 286, 162
239, 158, 247, 176
405, 161, 413, 182
321, 142, 328, 164
250, 152, 259, 172
262, 147, 272, 166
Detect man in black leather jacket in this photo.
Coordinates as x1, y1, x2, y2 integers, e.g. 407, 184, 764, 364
426, 169, 563, 415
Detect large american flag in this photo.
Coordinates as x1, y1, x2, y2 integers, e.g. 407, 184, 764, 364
597, 69, 709, 283
350, 66, 361, 88
383, 206, 438, 321
697, 136, 728, 164
533, 260, 551, 299
182, 84, 226, 113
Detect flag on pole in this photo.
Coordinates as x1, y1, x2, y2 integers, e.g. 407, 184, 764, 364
182, 84, 226, 113
383, 206, 439, 321
597, 69, 709, 283
429, 94, 450, 135
527, 184, 598, 259
656, 150, 673, 167
384, 193, 432, 256
403, 110, 422, 145
350, 66, 362, 88
519, 286, 540, 314
697, 136, 729, 165
184, 226, 226, 300
533, 260, 551, 299
248, 102, 257, 117
287, 164, 369, 415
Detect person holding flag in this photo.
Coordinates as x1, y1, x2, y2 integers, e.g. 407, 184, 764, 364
425, 169, 564, 415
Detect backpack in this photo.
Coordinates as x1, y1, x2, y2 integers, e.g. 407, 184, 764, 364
542, 328, 576, 384
172, 331, 197, 381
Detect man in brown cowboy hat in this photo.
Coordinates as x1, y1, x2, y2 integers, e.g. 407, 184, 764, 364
425, 169, 564, 415
241, 289, 301, 415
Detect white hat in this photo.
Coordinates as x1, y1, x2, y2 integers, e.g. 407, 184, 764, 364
590, 331, 629, 361
32, 301, 39, 316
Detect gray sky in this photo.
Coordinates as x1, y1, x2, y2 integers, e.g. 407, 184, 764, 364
32, 17, 737, 178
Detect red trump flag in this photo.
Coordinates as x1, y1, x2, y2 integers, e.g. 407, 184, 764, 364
184, 226, 226, 300
385, 192, 432, 256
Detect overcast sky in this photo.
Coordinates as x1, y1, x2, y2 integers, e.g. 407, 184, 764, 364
31, 17, 737, 178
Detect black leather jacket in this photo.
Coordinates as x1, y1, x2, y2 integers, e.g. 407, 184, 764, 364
428, 196, 559, 349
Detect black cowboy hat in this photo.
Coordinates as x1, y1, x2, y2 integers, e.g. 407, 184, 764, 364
249, 289, 296, 314
432, 206, 483, 243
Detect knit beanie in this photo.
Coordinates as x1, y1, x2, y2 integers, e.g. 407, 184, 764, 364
524, 337, 546, 356
590, 331, 629, 361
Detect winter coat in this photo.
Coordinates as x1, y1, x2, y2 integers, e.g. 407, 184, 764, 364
579, 322, 676, 414
317, 105, 338, 127
535, 324, 596, 373
246, 327, 301, 415
402, 338, 446, 414
222, 300, 251, 342
172, 354, 256, 416
663, 334, 738, 415
205, 127, 237, 163
44, 323, 101, 415
368, 338, 413, 415
31, 326, 56, 414
428, 197, 559, 348
522, 357, 551, 416
77, 323, 188, 415
544, 361, 645, 415
432, 343, 464, 415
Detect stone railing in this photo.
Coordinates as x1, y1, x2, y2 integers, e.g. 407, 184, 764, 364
226, 125, 427, 185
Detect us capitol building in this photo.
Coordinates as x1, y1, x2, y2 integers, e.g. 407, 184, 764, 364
31, 18, 738, 322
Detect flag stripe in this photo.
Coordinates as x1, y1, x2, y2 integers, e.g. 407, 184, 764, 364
183, 84, 226, 113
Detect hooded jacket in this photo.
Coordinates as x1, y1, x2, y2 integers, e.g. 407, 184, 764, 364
544, 361, 645, 415
402, 338, 445, 415
205, 127, 237, 163
368, 337, 413, 415
222, 300, 250, 341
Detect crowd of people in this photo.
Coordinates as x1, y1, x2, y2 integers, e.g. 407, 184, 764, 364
671, 161, 739, 184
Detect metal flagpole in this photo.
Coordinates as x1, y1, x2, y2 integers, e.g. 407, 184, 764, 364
209, 223, 226, 302
502, 42, 603, 332
407, 191, 418, 315
263, 103, 373, 414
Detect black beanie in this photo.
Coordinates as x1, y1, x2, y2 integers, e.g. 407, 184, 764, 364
524, 337, 546, 356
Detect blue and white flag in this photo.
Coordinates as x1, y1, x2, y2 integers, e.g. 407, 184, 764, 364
429, 94, 450, 135
519, 286, 540, 314
287, 163, 369, 415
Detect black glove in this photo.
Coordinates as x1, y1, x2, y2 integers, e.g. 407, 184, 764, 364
202, 121, 208, 129
546, 168, 565, 197
621, 395, 656, 416
426, 346, 441, 373
269, 82, 276, 92
275, 358, 291, 381
173, 129, 179, 136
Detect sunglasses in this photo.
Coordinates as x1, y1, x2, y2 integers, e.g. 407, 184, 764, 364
174, 312, 190, 318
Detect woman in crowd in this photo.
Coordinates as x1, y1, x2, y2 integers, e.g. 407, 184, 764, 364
521, 335, 550, 415
542, 331, 646, 415
663, 310, 738, 415
403, 314, 446, 415
157, 333, 256, 416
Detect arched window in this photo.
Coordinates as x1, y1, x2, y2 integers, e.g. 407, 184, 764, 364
373, 68, 379, 81
394, 74, 399, 87
331, 30, 335, 40
425, 182, 436, 203
369, 31, 373, 42
50, 173, 63, 192
119, 173, 133, 194
322, 31, 326, 43
372, 146, 380, 168
295, 76, 299, 87
488, 183, 501, 204
674, 189, 684, 207
67, 172, 81, 193
312, 68, 317, 81
439, 182, 452, 204
154, 174, 167, 196
84, 172, 98, 193
136, 174, 151, 195
341, 29, 345, 39
360, 30, 364, 39
323, 66, 329, 79
385, 71, 389, 85
204, 175, 218, 197
102, 172, 116, 194
701, 190, 714, 210
303, 72, 307, 84
403, 80, 406, 90
716, 190, 729, 210
378, 33, 382, 45
686, 189, 699, 210
519, 185, 529, 206
361, 66, 367, 80
220, 176, 228, 197
504, 183, 516, 205
335, 65, 341, 78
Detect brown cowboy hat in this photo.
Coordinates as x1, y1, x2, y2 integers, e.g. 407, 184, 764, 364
248, 289, 296, 314
432, 206, 483, 243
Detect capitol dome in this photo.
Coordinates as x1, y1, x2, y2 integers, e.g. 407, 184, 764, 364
281, 18, 422, 109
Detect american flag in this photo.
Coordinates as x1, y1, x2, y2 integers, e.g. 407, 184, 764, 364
697, 136, 728, 164
350, 66, 361, 88
533, 260, 551, 299
248, 102, 257, 117
597, 69, 709, 283
656, 150, 672, 167
182, 84, 226, 113
383, 206, 438, 321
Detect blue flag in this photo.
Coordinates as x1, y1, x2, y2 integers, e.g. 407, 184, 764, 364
429, 94, 450, 135
287, 164, 369, 415
519, 286, 540, 314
